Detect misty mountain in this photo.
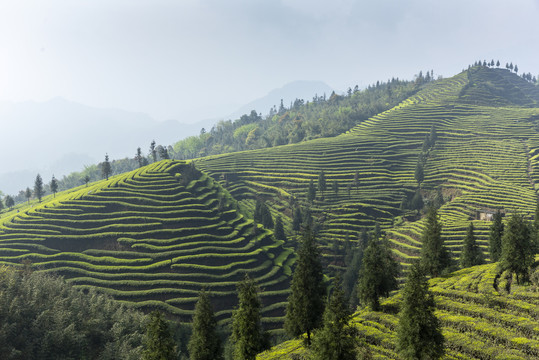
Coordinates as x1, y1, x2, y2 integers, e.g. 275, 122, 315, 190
0, 98, 197, 194
228, 80, 334, 119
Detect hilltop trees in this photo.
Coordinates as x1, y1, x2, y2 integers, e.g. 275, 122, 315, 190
285, 227, 325, 345
231, 275, 268, 360
102, 154, 112, 180
499, 213, 535, 284
420, 207, 451, 277
459, 222, 484, 268
143, 311, 177, 360
34, 174, 43, 202
489, 209, 504, 262
188, 290, 222, 360
397, 261, 445, 360
357, 234, 399, 310
25, 187, 32, 204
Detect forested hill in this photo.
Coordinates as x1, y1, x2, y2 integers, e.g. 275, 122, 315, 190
171, 75, 425, 159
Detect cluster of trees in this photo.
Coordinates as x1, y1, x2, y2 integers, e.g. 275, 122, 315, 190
470, 60, 537, 84
0, 266, 148, 359
171, 75, 428, 160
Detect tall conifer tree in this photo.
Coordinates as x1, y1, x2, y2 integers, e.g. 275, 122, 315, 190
188, 290, 222, 360
284, 227, 325, 345
34, 174, 44, 202
489, 209, 504, 262
459, 222, 484, 268
500, 213, 534, 284
142, 311, 177, 360
231, 275, 267, 360
420, 207, 451, 277
397, 261, 444, 360
357, 236, 399, 310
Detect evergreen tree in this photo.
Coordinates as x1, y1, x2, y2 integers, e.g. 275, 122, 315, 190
489, 209, 504, 262
5, 195, 14, 209
284, 227, 325, 345
317, 171, 327, 196
410, 189, 424, 213
397, 261, 445, 360
500, 213, 535, 284
353, 171, 360, 192
292, 207, 302, 232
274, 215, 287, 241
459, 222, 484, 268
25, 187, 32, 204
332, 179, 339, 195
150, 140, 157, 162
311, 276, 359, 360
231, 275, 267, 360
102, 154, 112, 180
414, 161, 424, 184
420, 207, 451, 277
307, 179, 316, 202
34, 174, 44, 202
136, 147, 144, 168
142, 311, 177, 360
188, 290, 222, 360
83, 174, 91, 187
50, 175, 58, 198
357, 236, 399, 310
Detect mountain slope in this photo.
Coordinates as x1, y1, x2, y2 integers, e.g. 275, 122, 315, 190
0, 160, 292, 330
196, 67, 539, 271
258, 260, 539, 359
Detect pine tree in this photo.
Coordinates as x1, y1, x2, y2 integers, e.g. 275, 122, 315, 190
273, 215, 287, 241
231, 275, 267, 360
50, 175, 58, 198
142, 311, 177, 360
150, 140, 157, 162
188, 290, 222, 360
311, 276, 359, 360
420, 207, 451, 277
489, 209, 504, 262
410, 189, 424, 213
307, 179, 316, 202
284, 227, 325, 345
317, 171, 327, 197
34, 174, 44, 202
136, 147, 144, 167
459, 222, 484, 268
500, 213, 534, 284
25, 187, 32, 204
397, 261, 444, 360
101, 154, 112, 180
5, 195, 14, 209
357, 236, 399, 310
414, 161, 424, 184
292, 207, 302, 232
332, 179, 339, 195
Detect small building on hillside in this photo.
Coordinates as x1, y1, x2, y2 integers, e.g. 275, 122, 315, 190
475, 209, 503, 221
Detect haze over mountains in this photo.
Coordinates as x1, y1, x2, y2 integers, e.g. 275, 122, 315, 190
0, 80, 333, 195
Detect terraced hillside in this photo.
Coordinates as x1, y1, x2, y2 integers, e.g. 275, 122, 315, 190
257, 260, 539, 359
196, 66, 539, 269
0, 160, 293, 329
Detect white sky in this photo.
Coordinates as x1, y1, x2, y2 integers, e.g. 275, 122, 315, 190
0, 0, 538, 122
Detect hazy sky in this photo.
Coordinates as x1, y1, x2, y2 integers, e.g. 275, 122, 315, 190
1, 0, 538, 122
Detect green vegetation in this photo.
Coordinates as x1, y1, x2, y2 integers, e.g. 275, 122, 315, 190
0, 265, 147, 360
284, 228, 325, 345
0, 160, 292, 331
258, 259, 539, 360
143, 311, 177, 360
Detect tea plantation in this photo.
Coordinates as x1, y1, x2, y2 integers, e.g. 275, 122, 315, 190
257, 260, 539, 359
0, 160, 293, 330
196, 66, 539, 271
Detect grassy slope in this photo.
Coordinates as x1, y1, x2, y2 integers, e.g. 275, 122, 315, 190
0, 160, 293, 330
196, 67, 539, 272
257, 258, 539, 359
